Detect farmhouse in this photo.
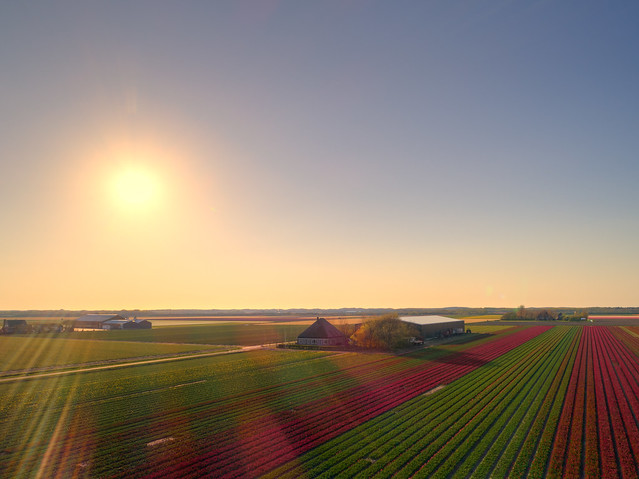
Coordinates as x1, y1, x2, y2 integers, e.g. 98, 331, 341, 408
297, 317, 347, 346
399, 315, 465, 339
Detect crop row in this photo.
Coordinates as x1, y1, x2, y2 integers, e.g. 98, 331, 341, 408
265, 325, 576, 478
131, 326, 551, 478
611, 326, 639, 358
547, 326, 639, 478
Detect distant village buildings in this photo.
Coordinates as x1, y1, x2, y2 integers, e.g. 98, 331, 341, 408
72, 314, 152, 330
297, 317, 347, 346
1, 315, 152, 333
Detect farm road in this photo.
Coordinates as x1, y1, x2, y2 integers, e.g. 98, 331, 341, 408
0, 344, 265, 384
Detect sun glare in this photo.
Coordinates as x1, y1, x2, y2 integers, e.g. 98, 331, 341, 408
111, 166, 161, 209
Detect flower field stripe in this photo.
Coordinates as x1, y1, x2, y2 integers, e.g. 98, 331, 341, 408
362, 327, 566, 478
278, 327, 561, 479
591, 326, 620, 478
595, 327, 634, 477
607, 334, 639, 405
404, 327, 566, 479
206, 327, 554, 479
551, 325, 639, 479
148, 357, 477, 477
266, 329, 549, 479
584, 329, 599, 478
613, 326, 639, 356
23, 353, 443, 478
563, 325, 588, 479
69, 337, 491, 477
495, 327, 581, 479
136, 326, 551, 478
262, 325, 639, 479
594, 327, 639, 476
6, 328, 523, 476
2, 353, 424, 476
483, 326, 582, 479
267, 327, 562, 479
0, 351, 406, 477
546, 325, 587, 478
428, 327, 577, 479
181, 338, 527, 478
88, 332, 505, 465
64, 355, 432, 476
605, 328, 639, 396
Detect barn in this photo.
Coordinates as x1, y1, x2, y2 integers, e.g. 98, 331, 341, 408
400, 315, 465, 339
102, 318, 132, 330
73, 314, 127, 330
297, 317, 347, 346
123, 319, 152, 329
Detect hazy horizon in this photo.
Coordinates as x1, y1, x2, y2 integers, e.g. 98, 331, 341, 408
2, 2, 638, 310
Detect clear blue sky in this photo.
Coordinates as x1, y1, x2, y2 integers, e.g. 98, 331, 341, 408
1, 1, 638, 309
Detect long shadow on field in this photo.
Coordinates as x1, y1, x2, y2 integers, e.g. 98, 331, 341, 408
404, 333, 491, 361
425, 350, 493, 368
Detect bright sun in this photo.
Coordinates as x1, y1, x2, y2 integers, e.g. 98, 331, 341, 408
111, 166, 160, 209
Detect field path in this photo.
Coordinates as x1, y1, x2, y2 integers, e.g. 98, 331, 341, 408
0, 344, 265, 383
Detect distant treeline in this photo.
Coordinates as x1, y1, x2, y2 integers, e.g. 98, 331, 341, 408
501, 306, 591, 321
3, 306, 639, 319
0, 307, 507, 318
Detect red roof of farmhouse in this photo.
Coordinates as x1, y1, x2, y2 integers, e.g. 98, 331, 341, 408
298, 317, 346, 339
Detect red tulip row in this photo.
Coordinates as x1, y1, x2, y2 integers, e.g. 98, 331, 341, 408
134, 326, 551, 478
548, 326, 639, 478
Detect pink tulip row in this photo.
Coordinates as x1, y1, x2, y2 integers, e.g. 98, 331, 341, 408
137, 326, 551, 478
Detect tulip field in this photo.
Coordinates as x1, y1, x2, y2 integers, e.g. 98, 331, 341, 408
1, 323, 639, 478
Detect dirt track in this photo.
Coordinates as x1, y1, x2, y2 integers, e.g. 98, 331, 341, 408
0, 345, 265, 384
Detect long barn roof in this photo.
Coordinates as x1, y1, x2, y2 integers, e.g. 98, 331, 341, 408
297, 317, 346, 339
75, 314, 125, 323
399, 315, 463, 325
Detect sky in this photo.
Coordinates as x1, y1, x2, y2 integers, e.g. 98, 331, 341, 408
1, 1, 638, 310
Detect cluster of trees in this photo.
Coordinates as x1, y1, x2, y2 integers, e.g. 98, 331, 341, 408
349, 314, 420, 349
501, 306, 589, 321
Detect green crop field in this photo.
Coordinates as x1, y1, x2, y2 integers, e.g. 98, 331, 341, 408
65, 322, 307, 345
467, 324, 515, 334
0, 336, 225, 373
1, 324, 638, 478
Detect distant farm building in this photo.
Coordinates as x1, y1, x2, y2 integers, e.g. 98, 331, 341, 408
1, 319, 29, 334
101, 319, 131, 330
74, 314, 126, 329
73, 314, 152, 330
124, 319, 152, 329
399, 315, 465, 339
297, 317, 347, 346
